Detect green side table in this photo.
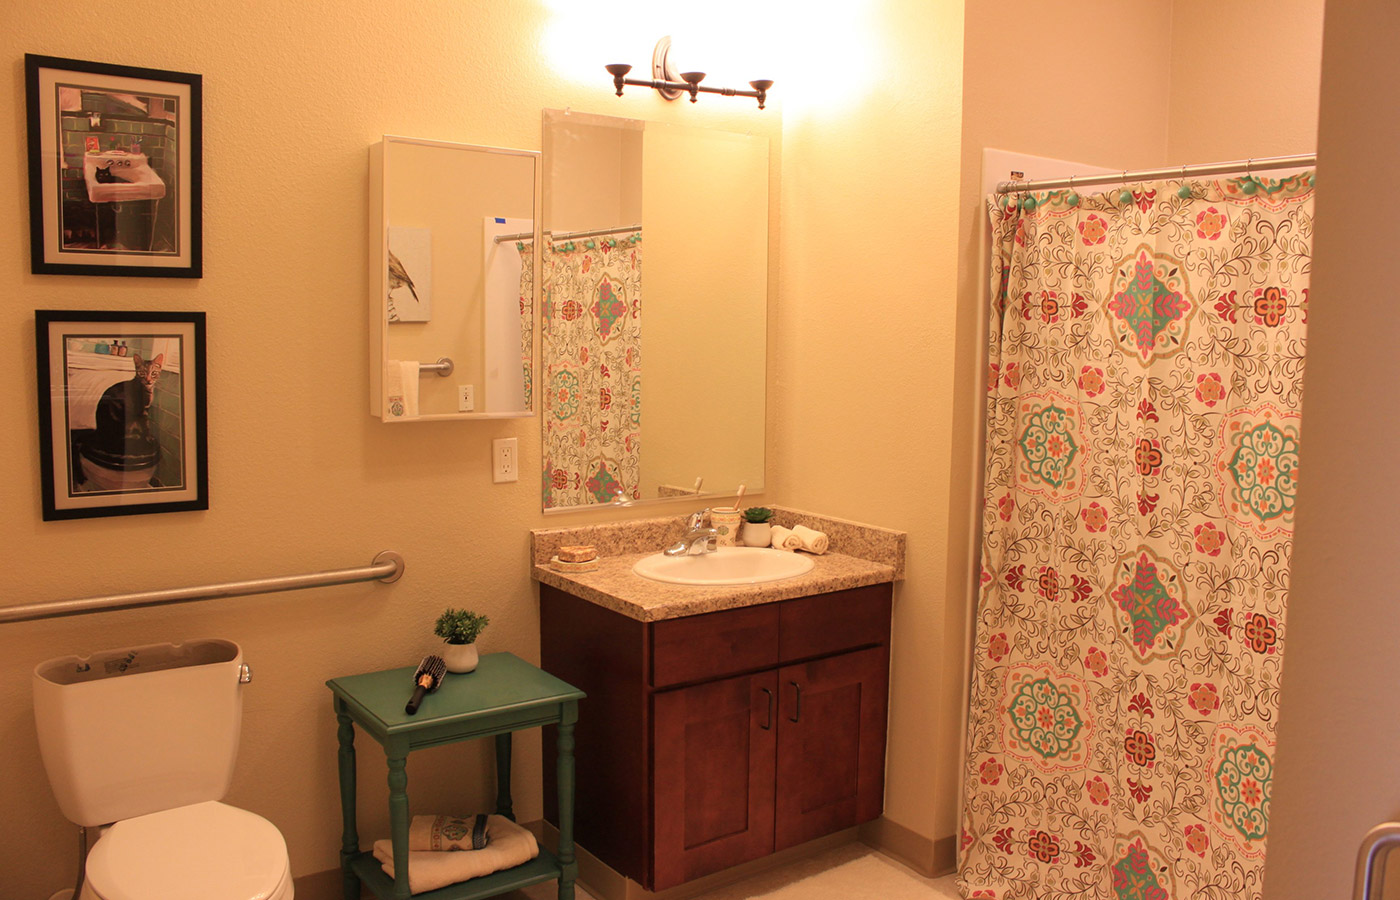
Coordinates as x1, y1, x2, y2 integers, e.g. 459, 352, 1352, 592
327, 651, 585, 900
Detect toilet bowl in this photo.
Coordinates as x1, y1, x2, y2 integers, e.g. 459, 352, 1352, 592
33, 641, 293, 900
78, 801, 292, 900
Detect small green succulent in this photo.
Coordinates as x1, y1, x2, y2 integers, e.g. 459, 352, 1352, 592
434, 608, 490, 645
743, 507, 774, 524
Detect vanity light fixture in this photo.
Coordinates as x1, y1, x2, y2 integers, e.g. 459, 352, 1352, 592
605, 36, 773, 109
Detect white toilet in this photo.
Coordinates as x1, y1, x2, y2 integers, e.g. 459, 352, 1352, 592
33, 639, 293, 900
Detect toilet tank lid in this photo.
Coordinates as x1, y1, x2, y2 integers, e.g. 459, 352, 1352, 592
86, 801, 288, 900
34, 639, 239, 687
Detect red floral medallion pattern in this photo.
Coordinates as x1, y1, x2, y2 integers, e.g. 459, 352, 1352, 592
961, 175, 1312, 900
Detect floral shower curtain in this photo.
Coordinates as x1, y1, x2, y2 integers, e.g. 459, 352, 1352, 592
541, 231, 643, 508
959, 174, 1314, 900
519, 241, 535, 411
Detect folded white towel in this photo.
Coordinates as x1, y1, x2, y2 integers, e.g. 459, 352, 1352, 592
386, 360, 421, 419
791, 524, 830, 554
770, 525, 802, 551
374, 814, 539, 893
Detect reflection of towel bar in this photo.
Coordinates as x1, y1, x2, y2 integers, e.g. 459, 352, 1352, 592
420, 357, 454, 377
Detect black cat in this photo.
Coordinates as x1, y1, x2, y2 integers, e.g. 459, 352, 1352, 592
92, 162, 130, 184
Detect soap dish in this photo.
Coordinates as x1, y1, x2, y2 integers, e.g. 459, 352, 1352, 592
550, 556, 601, 574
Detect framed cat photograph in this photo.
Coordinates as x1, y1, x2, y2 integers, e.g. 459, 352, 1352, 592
25, 54, 202, 277
35, 310, 208, 521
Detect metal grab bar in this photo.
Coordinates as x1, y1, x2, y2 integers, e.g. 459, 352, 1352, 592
0, 551, 404, 624
1355, 821, 1400, 900
419, 358, 454, 377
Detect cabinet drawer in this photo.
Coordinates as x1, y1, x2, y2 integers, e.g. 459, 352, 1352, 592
651, 604, 781, 688
778, 584, 892, 662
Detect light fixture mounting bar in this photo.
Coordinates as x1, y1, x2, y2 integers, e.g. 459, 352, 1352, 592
605, 63, 773, 109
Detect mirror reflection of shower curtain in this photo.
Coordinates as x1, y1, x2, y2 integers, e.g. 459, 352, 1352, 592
959, 174, 1314, 900
541, 231, 643, 508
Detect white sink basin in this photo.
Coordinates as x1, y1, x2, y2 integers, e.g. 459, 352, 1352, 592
632, 547, 815, 586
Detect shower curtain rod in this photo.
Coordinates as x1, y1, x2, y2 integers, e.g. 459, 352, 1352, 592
493, 223, 642, 244
994, 152, 1316, 195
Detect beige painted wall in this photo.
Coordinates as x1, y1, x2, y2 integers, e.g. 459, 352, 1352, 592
773, 0, 966, 854
1263, 1, 1400, 897
0, 2, 779, 895
1167, 0, 1325, 163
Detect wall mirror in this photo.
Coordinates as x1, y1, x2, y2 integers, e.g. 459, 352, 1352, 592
369, 135, 538, 421
540, 109, 768, 512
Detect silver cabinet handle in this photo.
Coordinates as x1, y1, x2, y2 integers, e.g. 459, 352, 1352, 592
788, 681, 802, 723
760, 688, 773, 730
1354, 821, 1400, 900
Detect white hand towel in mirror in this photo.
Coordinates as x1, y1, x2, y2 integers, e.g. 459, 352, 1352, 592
385, 360, 421, 419
791, 524, 829, 554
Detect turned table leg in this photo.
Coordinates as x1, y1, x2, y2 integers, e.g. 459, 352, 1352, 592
334, 698, 360, 900
556, 702, 579, 900
388, 755, 411, 900
495, 732, 515, 821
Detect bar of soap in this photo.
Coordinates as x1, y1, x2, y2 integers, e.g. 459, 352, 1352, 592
557, 545, 598, 563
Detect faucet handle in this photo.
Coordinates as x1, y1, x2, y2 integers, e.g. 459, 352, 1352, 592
687, 509, 709, 529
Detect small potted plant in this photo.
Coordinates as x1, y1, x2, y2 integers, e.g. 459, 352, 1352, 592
434, 607, 490, 673
741, 507, 774, 547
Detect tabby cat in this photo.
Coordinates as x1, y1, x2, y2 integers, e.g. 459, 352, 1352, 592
83, 352, 163, 473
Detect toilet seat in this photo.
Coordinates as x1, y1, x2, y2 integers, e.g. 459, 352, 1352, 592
85, 800, 292, 900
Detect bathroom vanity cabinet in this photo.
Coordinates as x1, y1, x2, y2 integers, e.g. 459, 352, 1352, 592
540, 582, 892, 891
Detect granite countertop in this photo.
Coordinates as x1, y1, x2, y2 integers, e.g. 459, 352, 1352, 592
530, 506, 905, 623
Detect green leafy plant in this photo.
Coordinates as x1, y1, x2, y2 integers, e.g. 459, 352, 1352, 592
743, 507, 774, 524
434, 608, 490, 645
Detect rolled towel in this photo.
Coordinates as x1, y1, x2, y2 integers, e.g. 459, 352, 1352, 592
374, 814, 539, 893
791, 524, 830, 554
770, 525, 802, 551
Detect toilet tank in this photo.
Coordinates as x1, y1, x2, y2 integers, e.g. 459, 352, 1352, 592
33, 639, 245, 827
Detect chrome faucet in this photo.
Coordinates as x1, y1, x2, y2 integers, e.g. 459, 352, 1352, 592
664, 509, 718, 557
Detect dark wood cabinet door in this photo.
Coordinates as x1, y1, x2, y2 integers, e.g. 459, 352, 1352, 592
652, 670, 778, 890
774, 645, 889, 851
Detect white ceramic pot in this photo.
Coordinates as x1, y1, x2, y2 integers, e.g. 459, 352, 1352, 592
742, 522, 772, 547
442, 642, 479, 674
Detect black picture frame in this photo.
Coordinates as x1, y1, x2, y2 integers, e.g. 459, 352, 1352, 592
35, 310, 209, 521
25, 54, 202, 277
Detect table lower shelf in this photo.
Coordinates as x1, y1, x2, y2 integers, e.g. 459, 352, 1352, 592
350, 844, 563, 900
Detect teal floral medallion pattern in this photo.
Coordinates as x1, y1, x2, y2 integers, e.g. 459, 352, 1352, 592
1016, 393, 1086, 503
1106, 243, 1195, 365
1211, 725, 1274, 858
592, 276, 627, 342
1000, 665, 1092, 771
962, 176, 1311, 900
1218, 405, 1301, 537
1111, 834, 1173, 900
1110, 546, 1191, 661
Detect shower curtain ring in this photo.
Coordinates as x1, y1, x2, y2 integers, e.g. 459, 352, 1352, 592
1246, 158, 1254, 175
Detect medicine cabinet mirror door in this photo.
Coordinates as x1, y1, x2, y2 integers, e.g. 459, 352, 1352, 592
540, 109, 769, 511
370, 135, 538, 421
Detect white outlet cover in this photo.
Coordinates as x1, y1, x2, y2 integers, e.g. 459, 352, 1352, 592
458, 384, 475, 412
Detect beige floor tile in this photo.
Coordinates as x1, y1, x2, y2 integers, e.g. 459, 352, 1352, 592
505, 844, 961, 900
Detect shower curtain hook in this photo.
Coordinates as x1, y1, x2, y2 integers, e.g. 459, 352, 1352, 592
1246, 158, 1254, 176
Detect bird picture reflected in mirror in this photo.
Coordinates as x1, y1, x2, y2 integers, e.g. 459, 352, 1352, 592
387, 226, 432, 323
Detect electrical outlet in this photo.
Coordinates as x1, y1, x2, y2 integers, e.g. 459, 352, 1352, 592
492, 437, 518, 483
458, 384, 475, 412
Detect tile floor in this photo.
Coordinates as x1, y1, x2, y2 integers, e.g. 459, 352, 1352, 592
510, 843, 962, 900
